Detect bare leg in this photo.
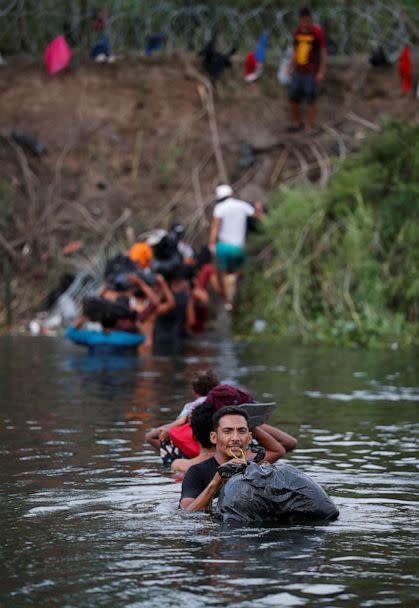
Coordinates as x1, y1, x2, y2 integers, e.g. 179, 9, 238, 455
290, 101, 303, 128
306, 103, 316, 130
259, 423, 298, 452
215, 267, 226, 301
224, 273, 237, 305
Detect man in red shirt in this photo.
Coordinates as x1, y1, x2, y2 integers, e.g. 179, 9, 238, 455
288, 7, 327, 132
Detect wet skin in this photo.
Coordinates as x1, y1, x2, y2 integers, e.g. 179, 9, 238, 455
180, 414, 251, 512
209, 414, 252, 462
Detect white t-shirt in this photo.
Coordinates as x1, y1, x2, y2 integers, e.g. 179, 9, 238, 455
213, 197, 255, 247
178, 395, 206, 418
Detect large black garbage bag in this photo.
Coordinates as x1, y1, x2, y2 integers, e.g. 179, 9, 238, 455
150, 256, 183, 281
217, 461, 339, 523
105, 255, 137, 280
82, 296, 136, 325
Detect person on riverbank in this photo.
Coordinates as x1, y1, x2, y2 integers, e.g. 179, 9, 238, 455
287, 6, 327, 133
208, 185, 264, 311
90, 7, 114, 63
180, 407, 283, 511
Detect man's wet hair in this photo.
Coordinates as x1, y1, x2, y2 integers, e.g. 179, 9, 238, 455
212, 406, 249, 430
299, 7, 312, 18
192, 370, 219, 396
190, 402, 216, 449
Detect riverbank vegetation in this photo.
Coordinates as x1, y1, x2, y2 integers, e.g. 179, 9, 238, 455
236, 121, 419, 348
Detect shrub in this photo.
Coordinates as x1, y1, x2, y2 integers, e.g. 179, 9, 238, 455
236, 121, 419, 347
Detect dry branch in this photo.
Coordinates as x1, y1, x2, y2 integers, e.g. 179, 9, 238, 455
308, 142, 330, 188
269, 149, 289, 187
0, 232, 18, 260
345, 112, 380, 132
181, 53, 228, 183
322, 125, 347, 161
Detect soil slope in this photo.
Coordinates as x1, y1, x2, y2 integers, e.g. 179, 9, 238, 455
0, 54, 418, 319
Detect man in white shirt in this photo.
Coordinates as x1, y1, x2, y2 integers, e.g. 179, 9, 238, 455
208, 185, 264, 310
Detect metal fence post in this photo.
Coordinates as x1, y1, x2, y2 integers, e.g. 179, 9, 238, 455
345, 0, 353, 55
3, 256, 12, 326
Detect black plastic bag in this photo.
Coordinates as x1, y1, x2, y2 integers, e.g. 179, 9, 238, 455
82, 296, 136, 325
369, 46, 391, 67
105, 255, 137, 280
44, 273, 75, 309
12, 129, 47, 157
151, 256, 183, 281
217, 461, 339, 523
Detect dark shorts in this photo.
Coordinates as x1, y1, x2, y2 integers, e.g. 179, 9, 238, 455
289, 72, 317, 104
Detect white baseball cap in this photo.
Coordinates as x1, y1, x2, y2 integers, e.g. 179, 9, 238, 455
215, 184, 233, 200
145, 229, 167, 246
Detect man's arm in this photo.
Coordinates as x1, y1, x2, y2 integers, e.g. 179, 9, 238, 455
155, 274, 175, 314
208, 216, 221, 252
158, 415, 188, 441
127, 274, 160, 307
287, 50, 296, 75
250, 426, 285, 462
180, 471, 223, 512
317, 45, 327, 82
185, 292, 196, 330
253, 200, 265, 220
316, 27, 327, 82
286, 35, 297, 76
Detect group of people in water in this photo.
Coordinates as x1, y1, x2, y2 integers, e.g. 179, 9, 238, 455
143, 370, 340, 523
69, 183, 263, 351
145, 369, 298, 512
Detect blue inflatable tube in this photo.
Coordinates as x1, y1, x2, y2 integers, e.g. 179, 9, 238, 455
66, 326, 146, 355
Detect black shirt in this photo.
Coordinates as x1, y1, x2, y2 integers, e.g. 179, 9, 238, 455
180, 457, 220, 502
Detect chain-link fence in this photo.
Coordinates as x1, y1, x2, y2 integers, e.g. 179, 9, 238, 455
0, 1, 417, 56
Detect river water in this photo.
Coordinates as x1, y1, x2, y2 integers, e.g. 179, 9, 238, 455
1, 334, 418, 607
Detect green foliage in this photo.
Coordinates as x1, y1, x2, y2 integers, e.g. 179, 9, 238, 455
236, 121, 419, 348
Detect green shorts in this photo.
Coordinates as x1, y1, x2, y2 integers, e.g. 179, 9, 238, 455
215, 242, 247, 272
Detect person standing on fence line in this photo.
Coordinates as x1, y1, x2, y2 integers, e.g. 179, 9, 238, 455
287, 6, 327, 133
90, 7, 115, 63
208, 185, 264, 311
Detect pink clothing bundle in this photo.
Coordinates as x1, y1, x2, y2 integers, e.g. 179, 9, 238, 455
44, 36, 72, 75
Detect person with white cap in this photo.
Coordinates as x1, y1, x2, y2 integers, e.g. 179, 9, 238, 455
208, 185, 264, 310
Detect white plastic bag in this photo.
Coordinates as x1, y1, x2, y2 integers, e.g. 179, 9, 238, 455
277, 45, 293, 86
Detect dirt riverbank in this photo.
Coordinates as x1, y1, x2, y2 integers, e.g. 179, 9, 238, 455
0, 53, 418, 322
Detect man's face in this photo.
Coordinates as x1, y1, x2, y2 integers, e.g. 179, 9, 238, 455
299, 15, 313, 33
211, 414, 252, 460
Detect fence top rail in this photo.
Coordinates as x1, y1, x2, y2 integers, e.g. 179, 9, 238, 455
0, 1, 417, 56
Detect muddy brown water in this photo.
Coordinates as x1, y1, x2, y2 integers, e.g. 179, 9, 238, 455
1, 334, 418, 607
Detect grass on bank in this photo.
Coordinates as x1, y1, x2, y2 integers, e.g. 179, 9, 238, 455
235, 120, 419, 348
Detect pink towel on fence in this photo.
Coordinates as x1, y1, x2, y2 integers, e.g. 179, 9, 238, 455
44, 35, 72, 75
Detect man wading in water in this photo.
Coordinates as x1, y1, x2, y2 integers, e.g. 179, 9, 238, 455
180, 407, 281, 511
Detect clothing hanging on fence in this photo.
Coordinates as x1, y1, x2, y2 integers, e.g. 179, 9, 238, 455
44, 36, 72, 75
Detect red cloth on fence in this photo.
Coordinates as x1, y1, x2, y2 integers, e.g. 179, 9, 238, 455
244, 52, 257, 78
44, 36, 72, 76
399, 46, 412, 95
169, 423, 200, 458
